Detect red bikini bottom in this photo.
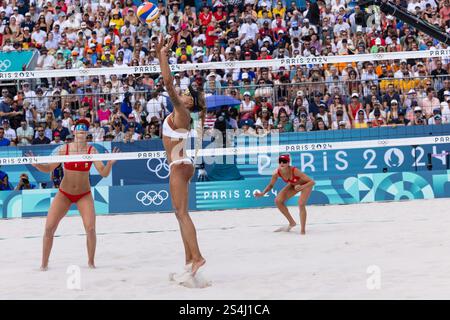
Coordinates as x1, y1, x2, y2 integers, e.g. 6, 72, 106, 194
59, 189, 92, 203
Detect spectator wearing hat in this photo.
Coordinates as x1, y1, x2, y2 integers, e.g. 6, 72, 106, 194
36, 47, 56, 70
50, 131, 63, 144
411, 106, 426, 126
203, 72, 222, 94
1, 119, 16, 145
240, 91, 256, 120
53, 119, 70, 141
428, 107, 443, 125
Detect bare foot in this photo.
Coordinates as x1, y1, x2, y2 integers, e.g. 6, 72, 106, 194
88, 262, 96, 269
40, 265, 48, 271
191, 258, 206, 276
300, 230, 306, 235
274, 224, 296, 232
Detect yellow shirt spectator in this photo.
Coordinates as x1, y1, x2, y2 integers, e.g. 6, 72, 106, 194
272, 6, 286, 19
353, 122, 368, 129
110, 19, 124, 31
257, 10, 273, 19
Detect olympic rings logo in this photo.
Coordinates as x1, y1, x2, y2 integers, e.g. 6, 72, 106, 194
146, 158, 170, 179
136, 190, 169, 206
0, 60, 12, 72
82, 155, 93, 160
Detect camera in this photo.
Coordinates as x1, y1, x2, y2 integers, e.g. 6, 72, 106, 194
21, 178, 29, 185
300, 112, 307, 119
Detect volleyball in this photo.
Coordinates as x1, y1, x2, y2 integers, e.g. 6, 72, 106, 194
137, 2, 160, 25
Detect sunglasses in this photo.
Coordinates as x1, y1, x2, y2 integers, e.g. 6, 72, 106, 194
279, 159, 289, 164
74, 124, 88, 131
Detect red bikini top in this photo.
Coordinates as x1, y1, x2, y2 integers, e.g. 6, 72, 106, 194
278, 166, 301, 184
63, 144, 93, 172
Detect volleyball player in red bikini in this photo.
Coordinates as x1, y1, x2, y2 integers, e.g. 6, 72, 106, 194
30, 119, 118, 270
255, 154, 315, 235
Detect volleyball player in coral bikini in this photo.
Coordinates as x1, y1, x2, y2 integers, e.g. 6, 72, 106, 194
255, 154, 315, 235
30, 119, 118, 270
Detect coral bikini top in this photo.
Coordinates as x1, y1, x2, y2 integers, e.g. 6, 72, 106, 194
63, 144, 93, 172
277, 166, 301, 184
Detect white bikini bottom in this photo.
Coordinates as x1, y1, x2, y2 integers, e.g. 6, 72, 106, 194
169, 158, 194, 172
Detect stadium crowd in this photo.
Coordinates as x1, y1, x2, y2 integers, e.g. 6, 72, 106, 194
0, 0, 449, 147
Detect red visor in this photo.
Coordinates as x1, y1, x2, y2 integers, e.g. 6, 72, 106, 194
279, 154, 290, 162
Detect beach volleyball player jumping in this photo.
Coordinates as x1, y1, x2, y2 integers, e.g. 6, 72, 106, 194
255, 154, 315, 235
155, 34, 207, 276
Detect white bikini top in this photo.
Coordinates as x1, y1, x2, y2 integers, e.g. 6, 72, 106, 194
163, 114, 190, 139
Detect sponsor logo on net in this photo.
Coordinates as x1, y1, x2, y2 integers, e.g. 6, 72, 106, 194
136, 190, 169, 206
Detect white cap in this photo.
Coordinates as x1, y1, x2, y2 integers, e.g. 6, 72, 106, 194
243, 91, 251, 96
208, 72, 216, 79
444, 90, 450, 96
297, 90, 304, 97
391, 99, 398, 104
263, 36, 271, 43
356, 26, 363, 32
351, 93, 359, 98
400, 59, 407, 64
242, 72, 249, 79
114, 99, 121, 104
408, 89, 416, 94
414, 106, 422, 112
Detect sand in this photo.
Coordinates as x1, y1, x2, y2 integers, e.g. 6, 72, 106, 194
1, 198, 450, 299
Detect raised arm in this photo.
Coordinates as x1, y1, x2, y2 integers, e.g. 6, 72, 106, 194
254, 171, 279, 197
92, 147, 119, 177
155, 34, 184, 111
28, 148, 63, 173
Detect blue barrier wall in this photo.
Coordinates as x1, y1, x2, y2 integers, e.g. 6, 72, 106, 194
1, 124, 449, 218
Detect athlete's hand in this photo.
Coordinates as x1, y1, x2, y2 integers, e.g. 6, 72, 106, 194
294, 184, 305, 192
156, 34, 174, 58
108, 147, 120, 165
254, 191, 265, 198
25, 151, 38, 167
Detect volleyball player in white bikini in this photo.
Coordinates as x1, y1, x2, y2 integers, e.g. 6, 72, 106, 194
156, 35, 207, 276
255, 154, 315, 235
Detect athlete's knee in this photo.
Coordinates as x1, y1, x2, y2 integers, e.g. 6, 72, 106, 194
275, 197, 285, 207
299, 204, 306, 211
84, 225, 96, 235
44, 225, 57, 238
174, 209, 189, 221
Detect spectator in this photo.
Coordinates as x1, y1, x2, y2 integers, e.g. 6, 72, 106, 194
0, 166, 12, 190
14, 173, 36, 191
50, 131, 62, 144
53, 119, 70, 141
16, 120, 34, 146
0, 127, 10, 146
2, 119, 16, 145
32, 125, 51, 144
